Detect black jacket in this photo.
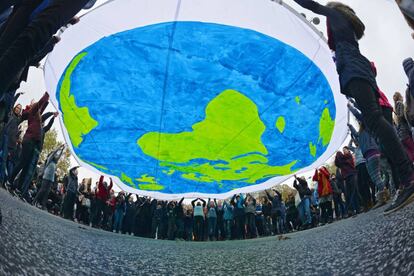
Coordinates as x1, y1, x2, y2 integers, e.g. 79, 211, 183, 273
294, 0, 378, 93
293, 178, 312, 200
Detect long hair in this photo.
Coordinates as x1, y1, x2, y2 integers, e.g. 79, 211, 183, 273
393, 91, 404, 125
327, 2, 365, 40
394, 91, 403, 103
405, 87, 413, 121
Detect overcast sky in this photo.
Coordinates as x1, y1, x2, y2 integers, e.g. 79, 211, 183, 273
17, 0, 414, 190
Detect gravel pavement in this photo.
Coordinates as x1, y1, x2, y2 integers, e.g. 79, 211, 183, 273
0, 188, 413, 276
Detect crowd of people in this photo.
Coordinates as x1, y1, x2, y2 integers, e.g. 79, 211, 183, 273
1, 0, 414, 238
0, 147, 408, 242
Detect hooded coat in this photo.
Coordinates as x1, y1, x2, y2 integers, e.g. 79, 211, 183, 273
313, 167, 333, 198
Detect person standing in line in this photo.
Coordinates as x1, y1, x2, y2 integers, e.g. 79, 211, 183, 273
62, 166, 79, 220
191, 198, 206, 241
33, 144, 64, 209
335, 148, 360, 216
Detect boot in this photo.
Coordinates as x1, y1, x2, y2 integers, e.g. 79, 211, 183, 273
384, 188, 391, 201
373, 190, 387, 209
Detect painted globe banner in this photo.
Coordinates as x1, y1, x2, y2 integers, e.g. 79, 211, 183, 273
44, 0, 347, 199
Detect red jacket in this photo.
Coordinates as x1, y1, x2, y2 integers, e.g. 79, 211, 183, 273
313, 167, 333, 198
378, 90, 393, 110
22, 92, 49, 142
96, 176, 113, 201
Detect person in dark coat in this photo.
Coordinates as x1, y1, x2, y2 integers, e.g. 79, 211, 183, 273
62, 166, 79, 220
151, 200, 164, 239
265, 189, 283, 235
166, 201, 177, 240
112, 192, 126, 233
183, 209, 193, 241
215, 201, 225, 240
293, 175, 312, 228
174, 198, 185, 240
335, 148, 359, 216
230, 194, 245, 239
141, 197, 153, 238
293, 0, 414, 215
0, 102, 22, 185
330, 173, 346, 219
122, 193, 136, 235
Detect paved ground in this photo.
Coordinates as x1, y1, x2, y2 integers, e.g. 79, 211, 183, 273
0, 189, 413, 276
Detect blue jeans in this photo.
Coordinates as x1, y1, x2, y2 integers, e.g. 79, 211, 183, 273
113, 209, 124, 233
366, 155, 385, 191
245, 213, 257, 238
333, 194, 346, 219
345, 174, 360, 213
263, 216, 272, 236
20, 147, 40, 200
208, 217, 217, 240
193, 216, 204, 241
175, 218, 184, 239
224, 219, 233, 239
298, 197, 311, 225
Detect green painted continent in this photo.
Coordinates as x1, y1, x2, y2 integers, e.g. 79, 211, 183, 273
138, 89, 297, 185
59, 52, 98, 148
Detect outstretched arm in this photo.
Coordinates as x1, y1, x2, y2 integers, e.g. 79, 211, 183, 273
109, 178, 113, 190
41, 112, 54, 122
348, 103, 363, 122
275, 190, 282, 199
31, 92, 49, 114
13, 92, 24, 104
293, 179, 301, 191
191, 199, 197, 207
43, 116, 55, 133
293, 0, 335, 16
83, 0, 97, 9
125, 193, 131, 201
98, 175, 104, 190
230, 195, 236, 206
54, 146, 65, 162
348, 140, 357, 153
312, 169, 319, 182
348, 124, 359, 141
265, 190, 274, 201
200, 198, 206, 207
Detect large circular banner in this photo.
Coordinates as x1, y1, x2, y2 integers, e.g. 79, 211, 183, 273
44, 0, 347, 199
